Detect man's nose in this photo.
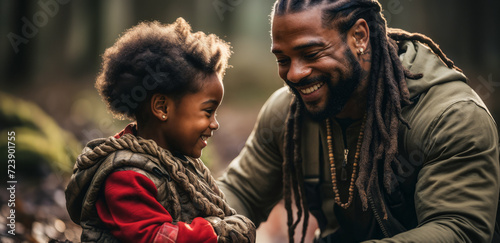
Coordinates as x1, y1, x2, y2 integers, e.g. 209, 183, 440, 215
287, 60, 311, 83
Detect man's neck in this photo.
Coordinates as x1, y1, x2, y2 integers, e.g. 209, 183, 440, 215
335, 84, 368, 120
335, 100, 366, 119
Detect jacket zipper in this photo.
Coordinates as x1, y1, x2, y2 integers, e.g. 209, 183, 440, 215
342, 127, 348, 181
341, 149, 349, 181
368, 194, 390, 238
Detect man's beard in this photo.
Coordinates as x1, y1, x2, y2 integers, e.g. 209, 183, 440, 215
286, 48, 363, 121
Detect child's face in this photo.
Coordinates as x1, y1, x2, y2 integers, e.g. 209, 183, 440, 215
163, 74, 224, 158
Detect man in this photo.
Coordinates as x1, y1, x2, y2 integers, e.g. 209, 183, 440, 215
218, 0, 500, 242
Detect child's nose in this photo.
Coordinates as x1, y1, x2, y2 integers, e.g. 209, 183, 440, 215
210, 118, 219, 131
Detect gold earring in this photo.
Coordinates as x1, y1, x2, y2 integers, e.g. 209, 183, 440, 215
162, 115, 166, 120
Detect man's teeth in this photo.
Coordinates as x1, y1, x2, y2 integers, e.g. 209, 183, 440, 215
201, 136, 208, 141
300, 82, 324, 94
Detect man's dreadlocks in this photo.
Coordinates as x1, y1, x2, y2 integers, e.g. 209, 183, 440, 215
273, 1, 462, 242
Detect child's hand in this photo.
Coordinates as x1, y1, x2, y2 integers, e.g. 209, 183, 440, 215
205, 215, 256, 243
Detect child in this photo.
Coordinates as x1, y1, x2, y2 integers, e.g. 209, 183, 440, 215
65, 18, 255, 243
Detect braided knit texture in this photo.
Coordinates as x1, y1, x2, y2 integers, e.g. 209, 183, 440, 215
67, 134, 255, 242
76, 133, 235, 218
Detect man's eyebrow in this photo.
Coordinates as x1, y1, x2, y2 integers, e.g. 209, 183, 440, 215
293, 41, 325, 51
272, 41, 325, 54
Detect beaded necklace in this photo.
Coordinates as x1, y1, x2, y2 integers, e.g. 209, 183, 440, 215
325, 115, 366, 209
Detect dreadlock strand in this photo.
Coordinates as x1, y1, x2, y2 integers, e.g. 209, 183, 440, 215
356, 36, 381, 209
387, 37, 417, 130
366, 131, 381, 215
372, 171, 389, 220
383, 105, 399, 193
357, 83, 377, 209
291, 101, 309, 243
388, 28, 462, 72
373, 25, 393, 143
404, 68, 424, 80
373, 71, 390, 143
380, 36, 404, 118
382, 95, 392, 143
291, 99, 302, 229
386, 39, 407, 106
283, 98, 297, 243
387, 105, 400, 157
276, 0, 289, 14
309, 0, 324, 6
387, 37, 411, 104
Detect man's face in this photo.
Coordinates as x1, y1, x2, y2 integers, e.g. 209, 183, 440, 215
271, 7, 363, 121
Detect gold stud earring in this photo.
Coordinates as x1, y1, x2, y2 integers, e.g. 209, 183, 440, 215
358, 48, 364, 55
162, 115, 166, 120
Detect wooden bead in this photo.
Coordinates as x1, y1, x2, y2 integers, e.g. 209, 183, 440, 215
325, 114, 366, 210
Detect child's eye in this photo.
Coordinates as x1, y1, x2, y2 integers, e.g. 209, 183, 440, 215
204, 109, 214, 116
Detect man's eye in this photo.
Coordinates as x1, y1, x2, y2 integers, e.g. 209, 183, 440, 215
305, 52, 319, 59
276, 58, 289, 65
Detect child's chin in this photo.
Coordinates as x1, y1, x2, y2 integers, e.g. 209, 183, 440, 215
189, 151, 202, 158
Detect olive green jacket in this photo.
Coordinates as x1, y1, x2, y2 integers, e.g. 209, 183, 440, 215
218, 40, 500, 242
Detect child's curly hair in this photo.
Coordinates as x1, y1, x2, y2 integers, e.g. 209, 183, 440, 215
95, 18, 232, 120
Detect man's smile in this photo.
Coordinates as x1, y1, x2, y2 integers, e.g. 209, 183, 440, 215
298, 81, 325, 95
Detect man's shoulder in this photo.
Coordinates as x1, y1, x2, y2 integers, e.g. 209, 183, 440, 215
266, 86, 294, 108
258, 86, 293, 121
402, 80, 496, 153
417, 80, 491, 119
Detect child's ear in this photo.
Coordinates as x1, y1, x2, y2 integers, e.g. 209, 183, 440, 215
151, 94, 169, 121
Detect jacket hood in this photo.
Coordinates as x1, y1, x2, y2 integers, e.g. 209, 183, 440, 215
399, 40, 467, 99
75, 138, 108, 169
65, 135, 178, 224
65, 138, 109, 224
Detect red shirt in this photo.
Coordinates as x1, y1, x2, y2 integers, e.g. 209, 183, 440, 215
95, 124, 218, 243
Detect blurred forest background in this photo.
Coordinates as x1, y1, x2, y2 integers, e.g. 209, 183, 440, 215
1, 0, 499, 242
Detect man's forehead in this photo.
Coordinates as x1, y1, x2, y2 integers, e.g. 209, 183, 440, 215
272, 6, 323, 30
272, 8, 323, 40
271, 7, 341, 52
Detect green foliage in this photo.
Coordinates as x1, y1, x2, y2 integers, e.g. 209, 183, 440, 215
0, 92, 81, 176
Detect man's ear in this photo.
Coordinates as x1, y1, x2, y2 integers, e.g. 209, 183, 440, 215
348, 18, 370, 56
151, 94, 169, 121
